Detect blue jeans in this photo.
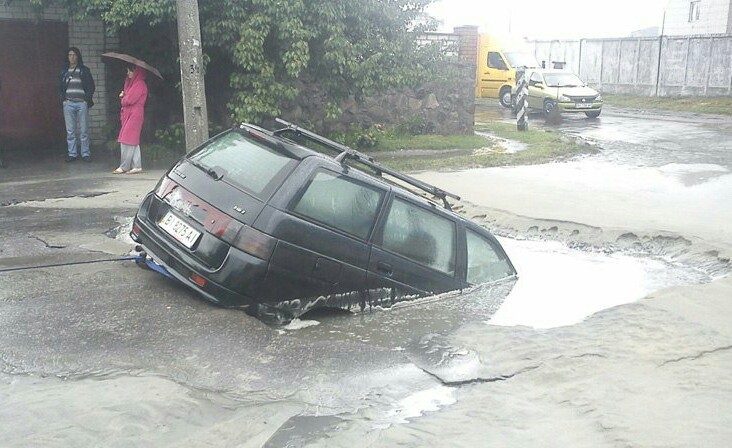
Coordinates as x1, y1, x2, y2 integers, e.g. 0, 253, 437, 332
63, 100, 90, 158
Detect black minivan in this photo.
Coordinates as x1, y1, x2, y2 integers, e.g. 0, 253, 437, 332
131, 119, 516, 322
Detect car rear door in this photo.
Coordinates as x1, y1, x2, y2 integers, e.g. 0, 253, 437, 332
257, 164, 387, 305
366, 194, 466, 305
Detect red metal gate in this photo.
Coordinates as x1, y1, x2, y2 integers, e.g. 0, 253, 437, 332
0, 20, 68, 149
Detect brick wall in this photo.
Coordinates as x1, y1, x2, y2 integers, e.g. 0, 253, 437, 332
453, 25, 479, 66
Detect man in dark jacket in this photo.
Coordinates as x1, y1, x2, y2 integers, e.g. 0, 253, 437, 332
59, 47, 95, 162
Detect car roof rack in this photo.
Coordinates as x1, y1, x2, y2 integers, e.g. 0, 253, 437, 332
273, 118, 461, 210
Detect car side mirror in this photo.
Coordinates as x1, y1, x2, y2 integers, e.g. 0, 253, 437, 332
532, 82, 545, 89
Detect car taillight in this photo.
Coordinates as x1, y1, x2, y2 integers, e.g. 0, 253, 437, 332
130, 223, 142, 241
190, 273, 207, 287
220, 221, 276, 260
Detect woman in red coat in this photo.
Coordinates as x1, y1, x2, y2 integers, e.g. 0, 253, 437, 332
113, 64, 148, 174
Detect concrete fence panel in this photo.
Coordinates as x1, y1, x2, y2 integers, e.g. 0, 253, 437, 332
562, 41, 582, 74
637, 39, 660, 86
686, 37, 712, 87
661, 38, 689, 87
534, 41, 553, 68
580, 40, 603, 84
530, 34, 732, 97
601, 40, 621, 85
619, 39, 639, 84
708, 38, 732, 91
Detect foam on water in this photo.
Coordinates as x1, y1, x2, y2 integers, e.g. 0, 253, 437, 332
490, 237, 713, 328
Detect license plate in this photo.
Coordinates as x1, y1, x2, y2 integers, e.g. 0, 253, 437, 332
159, 212, 201, 248
575, 103, 593, 109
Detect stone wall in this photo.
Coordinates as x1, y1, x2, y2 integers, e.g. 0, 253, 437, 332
283, 27, 478, 136
283, 62, 476, 136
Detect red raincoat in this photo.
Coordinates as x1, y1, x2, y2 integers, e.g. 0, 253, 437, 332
117, 68, 148, 146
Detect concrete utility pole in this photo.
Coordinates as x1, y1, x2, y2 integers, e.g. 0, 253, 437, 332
176, 0, 209, 150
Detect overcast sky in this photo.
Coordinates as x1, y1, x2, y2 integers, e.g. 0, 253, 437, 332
426, 0, 670, 39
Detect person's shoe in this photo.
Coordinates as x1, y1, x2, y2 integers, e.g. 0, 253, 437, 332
65, 155, 78, 163
112, 167, 127, 174
126, 168, 143, 175
82, 155, 92, 163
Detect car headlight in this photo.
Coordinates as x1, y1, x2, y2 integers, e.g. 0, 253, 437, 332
559, 95, 572, 102
595, 94, 603, 102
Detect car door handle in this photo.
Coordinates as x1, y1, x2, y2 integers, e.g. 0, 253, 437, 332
376, 261, 393, 276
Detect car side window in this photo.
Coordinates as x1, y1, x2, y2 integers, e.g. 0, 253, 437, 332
466, 229, 514, 284
529, 72, 543, 85
488, 52, 508, 70
381, 198, 456, 275
292, 170, 384, 240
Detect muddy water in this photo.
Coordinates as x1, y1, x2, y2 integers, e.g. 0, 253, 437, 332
1, 229, 721, 447
3, 240, 726, 443
491, 237, 713, 328
263, 235, 723, 445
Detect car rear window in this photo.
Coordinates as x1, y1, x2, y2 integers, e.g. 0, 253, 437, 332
188, 131, 295, 198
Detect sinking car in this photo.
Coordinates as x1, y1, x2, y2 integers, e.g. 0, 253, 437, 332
130, 119, 517, 323
513, 69, 603, 118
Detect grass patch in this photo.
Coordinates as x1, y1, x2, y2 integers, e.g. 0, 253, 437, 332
370, 133, 492, 151
604, 95, 732, 116
374, 122, 596, 172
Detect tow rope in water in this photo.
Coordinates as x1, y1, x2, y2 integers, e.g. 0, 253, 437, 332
0, 255, 141, 273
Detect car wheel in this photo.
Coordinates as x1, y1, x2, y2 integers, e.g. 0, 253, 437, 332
543, 100, 556, 116
499, 87, 513, 108
585, 110, 601, 118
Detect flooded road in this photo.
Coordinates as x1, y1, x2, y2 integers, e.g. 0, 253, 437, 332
478, 99, 732, 170
2, 102, 732, 446
491, 237, 715, 328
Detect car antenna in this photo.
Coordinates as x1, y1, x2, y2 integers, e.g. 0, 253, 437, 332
273, 118, 461, 210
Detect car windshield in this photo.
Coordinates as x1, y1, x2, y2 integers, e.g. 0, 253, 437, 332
504, 52, 539, 68
543, 72, 585, 87
188, 131, 295, 198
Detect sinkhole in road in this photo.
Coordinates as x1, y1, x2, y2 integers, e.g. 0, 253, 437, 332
489, 236, 723, 329
108, 215, 727, 331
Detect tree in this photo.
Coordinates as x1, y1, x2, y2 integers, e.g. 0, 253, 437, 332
30, 0, 443, 125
